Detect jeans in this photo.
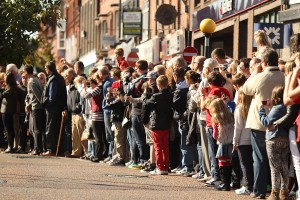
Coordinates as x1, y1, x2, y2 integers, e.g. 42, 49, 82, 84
104, 112, 114, 158
196, 127, 204, 176
127, 127, 137, 163
131, 115, 149, 163
238, 145, 254, 191
206, 126, 219, 180
178, 123, 194, 172
251, 130, 270, 195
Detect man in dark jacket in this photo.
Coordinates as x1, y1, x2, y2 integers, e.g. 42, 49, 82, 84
41, 61, 67, 156
172, 67, 194, 176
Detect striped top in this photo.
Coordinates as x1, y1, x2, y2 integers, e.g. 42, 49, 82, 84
84, 84, 104, 121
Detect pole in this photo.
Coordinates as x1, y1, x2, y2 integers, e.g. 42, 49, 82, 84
204, 33, 211, 58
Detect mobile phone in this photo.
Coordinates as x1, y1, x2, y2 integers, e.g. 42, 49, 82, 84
226, 73, 232, 79
261, 100, 268, 105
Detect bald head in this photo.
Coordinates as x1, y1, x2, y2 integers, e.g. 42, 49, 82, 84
192, 56, 206, 72
6, 63, 18, 75
98, 65, 110, 80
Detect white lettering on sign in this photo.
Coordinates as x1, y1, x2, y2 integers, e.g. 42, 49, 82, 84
123, 12, 141, 23
264, 27, 281, 45
219, 0, 233, 15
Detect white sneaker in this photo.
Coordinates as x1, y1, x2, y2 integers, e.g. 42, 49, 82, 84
150, 169, 168, 175
235, 186, 251, 195
192, 172, 203, 179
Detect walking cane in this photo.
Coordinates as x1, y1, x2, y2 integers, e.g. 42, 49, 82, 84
56, 113, 65, 157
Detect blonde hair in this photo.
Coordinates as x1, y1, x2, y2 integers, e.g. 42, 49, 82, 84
285, 60, 296, 76
204, 95, 219, 109
254, 30, 271, 48
236, 87, 253, 120
74, 75, 86, 87
208, 98, 233, 125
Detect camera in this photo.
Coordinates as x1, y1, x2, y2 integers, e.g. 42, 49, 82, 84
226, 73, 232, 79
213, 67, 219, 72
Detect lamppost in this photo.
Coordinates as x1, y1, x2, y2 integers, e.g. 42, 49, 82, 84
200, 18, 216, 58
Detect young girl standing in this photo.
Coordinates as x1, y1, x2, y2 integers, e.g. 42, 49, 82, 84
233, 88, 254, 195
259, 86, 289, 200
208, 98, 234, 191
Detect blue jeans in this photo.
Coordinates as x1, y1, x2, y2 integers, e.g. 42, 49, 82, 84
131, 115, 149, 162
178, 122, 194, 172
196, 129, 204, 176
206, 126, 219, 180
127, 127, 137, 163
251, 130, 270, 195
104, 112, 114, 158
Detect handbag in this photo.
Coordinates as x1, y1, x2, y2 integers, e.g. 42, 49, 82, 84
81, 129, 89, 141
122, 106, 132, 128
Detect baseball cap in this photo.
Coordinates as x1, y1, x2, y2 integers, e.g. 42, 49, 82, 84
144, 71, 158, 79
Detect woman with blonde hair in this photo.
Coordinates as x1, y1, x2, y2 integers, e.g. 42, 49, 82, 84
254, 30, 272, 59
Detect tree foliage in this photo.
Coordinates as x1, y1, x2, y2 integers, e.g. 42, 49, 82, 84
0, 0, 61, 67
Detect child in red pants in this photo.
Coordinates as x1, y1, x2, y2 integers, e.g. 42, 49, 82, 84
142, 75, 173, 175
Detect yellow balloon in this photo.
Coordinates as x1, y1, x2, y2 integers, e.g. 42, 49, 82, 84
200, 18, 216, 34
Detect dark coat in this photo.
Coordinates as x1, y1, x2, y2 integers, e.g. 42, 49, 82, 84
143, 89, 173, 130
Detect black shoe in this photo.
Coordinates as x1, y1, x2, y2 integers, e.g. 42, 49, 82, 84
230, 182, 240, 189
216, 183, 230, 191
91, 157, 100, 163
109, 159, 125, 166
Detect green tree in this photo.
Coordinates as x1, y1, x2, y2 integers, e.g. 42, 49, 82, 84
24, 33, 54, 69
0, 0, 61, 67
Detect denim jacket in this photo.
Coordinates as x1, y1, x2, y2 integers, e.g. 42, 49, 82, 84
259, 104, 288, 140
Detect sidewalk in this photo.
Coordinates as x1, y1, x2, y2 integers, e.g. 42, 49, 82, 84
0, 153, 253, 200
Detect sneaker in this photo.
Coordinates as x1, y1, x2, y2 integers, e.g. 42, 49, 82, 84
192, 172, 203, 179
215, 183, 230, 191
171, 167, 182, 173
181, 171, 195, 177
109, 159, 125, 166
125, 160, 134, 166
103, 157, 111, 163
176, 168, 187, 175
230, 182, 241, 189
205, 179, 222, 187
128, 163, 142, 169
149, 169, 168, 175
140, 163, 156, 173
198, 176, 212, 182
235, 186, 251, 195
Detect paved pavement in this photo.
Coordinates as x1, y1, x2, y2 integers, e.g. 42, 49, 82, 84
0, 153, 254, 200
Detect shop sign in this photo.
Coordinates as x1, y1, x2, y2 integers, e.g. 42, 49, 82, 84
219, 0, 233, 15
192, 0, 271, 31
123, 9, 142, 35
254, 23, 284, 49
101, 35, 116, 46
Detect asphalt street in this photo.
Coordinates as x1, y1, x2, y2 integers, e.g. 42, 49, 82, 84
0, 153, 254, 200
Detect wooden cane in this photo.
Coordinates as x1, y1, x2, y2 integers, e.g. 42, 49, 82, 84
56, 114, 65, 157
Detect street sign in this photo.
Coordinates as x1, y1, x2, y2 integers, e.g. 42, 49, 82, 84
127, 52, 139, 67
254, 23, 284, 49
182, 46, 198, 63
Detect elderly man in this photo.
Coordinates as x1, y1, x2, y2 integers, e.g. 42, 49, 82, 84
192, 56, 206, 74
41, 61, 67, 156
243, 48, 284, 199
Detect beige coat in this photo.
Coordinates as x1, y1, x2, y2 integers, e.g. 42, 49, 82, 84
243, 67, 284, 132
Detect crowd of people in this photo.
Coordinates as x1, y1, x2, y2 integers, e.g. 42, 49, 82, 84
1, 30, 300, 200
